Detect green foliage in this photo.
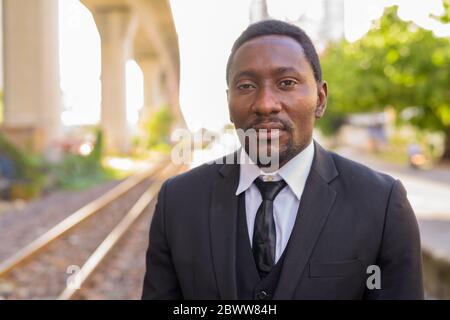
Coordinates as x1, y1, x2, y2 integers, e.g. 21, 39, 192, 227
433, 0, 450, 23
51, 154, 105, 190
321, 6, 450, 137
0, 130, 114, 196
51, 130, 111, 190
87, 129, 103, 166
0, 132, 45, 185
144, 106, 173, 148
0, 91, 3, 124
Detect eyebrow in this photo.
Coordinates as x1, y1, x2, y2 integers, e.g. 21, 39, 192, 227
232, 70, 258, 83
231, 67, 302, 84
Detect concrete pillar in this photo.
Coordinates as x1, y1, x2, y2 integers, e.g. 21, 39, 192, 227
136, 56, 183, 141
156, 68, 169, 109
2, 0, 62, 152
141, 62, 182, 129
166, 69, 183, 129
136, 56, 159, 117
93, 6, 136, 154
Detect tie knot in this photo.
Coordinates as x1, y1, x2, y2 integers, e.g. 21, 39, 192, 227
254, 178, 287, 201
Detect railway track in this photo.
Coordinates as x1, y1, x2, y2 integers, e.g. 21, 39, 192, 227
0, 159, 183, 299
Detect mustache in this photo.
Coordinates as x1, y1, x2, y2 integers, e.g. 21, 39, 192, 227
245, 116, 293, 133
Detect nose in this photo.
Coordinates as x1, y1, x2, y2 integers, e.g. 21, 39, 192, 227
253, 86, 282, 115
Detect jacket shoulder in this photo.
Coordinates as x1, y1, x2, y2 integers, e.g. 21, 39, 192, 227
329, 151, 397, 189
162, 153, 236, 192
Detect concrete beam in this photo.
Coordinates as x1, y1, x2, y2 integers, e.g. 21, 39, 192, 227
125, 0, 183, 127
81, 0, 184, 150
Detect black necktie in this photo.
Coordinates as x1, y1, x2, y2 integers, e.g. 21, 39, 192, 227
252, 178, 287, 277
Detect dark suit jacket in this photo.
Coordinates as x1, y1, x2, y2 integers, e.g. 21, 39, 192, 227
142, 141, 424, 299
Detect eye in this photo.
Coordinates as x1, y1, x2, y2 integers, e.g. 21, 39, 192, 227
237, 83, 256, 90
278, 79, 298, 89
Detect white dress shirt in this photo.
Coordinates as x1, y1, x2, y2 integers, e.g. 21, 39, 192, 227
235, 140, 315, 262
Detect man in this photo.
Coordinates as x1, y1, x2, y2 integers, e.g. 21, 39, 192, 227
142, 20, 424, 300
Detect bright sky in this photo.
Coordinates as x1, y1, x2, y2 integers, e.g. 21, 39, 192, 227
344, 0, 450, 41
58, 0, 450, 131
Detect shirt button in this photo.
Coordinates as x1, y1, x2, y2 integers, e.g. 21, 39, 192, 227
256, 290, 269, 300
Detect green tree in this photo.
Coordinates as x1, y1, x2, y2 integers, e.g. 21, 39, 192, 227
434, 0, 450, 23
321, 6, 450, 160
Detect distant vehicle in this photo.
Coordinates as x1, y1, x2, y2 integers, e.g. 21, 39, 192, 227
0, 154, 16, 199
407, 143, 426, 169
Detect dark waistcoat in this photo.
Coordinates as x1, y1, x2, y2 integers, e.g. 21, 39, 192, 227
236, 193, 286, 300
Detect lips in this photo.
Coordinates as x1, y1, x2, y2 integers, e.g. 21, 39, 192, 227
251, 122, 286, 141
252, 122, 285, 131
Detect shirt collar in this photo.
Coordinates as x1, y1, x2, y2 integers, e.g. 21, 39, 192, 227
235, 148, 261, 196
235, 139, 315, 200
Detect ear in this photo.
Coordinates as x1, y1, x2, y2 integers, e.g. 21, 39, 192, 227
315, 80, 328, 118
226, 88, 234, 123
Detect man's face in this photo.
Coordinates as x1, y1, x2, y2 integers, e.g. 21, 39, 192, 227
227, 35, 327, 168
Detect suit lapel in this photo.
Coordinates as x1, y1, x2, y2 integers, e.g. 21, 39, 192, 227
209, 160, 240, 299
274, 141, 339, 299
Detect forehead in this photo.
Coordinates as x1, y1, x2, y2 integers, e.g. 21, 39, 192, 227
230, 35, 309, 77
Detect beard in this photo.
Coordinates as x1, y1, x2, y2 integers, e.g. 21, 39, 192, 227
243, 134, 297, 169
238, 115, 297, 170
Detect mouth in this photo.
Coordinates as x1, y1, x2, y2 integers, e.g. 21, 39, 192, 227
252, 121, 285, 131
251, 122, 286, 140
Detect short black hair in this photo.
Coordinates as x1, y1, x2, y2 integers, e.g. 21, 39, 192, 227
226, 19, 322, 85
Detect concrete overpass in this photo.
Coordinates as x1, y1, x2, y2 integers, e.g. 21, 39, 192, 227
1, 0, 182, 154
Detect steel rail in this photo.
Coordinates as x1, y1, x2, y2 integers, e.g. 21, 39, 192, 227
58, 163, 184, 300
0, 157, 169, 278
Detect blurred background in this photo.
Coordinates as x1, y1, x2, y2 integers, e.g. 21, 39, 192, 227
0, 0, 449, 299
